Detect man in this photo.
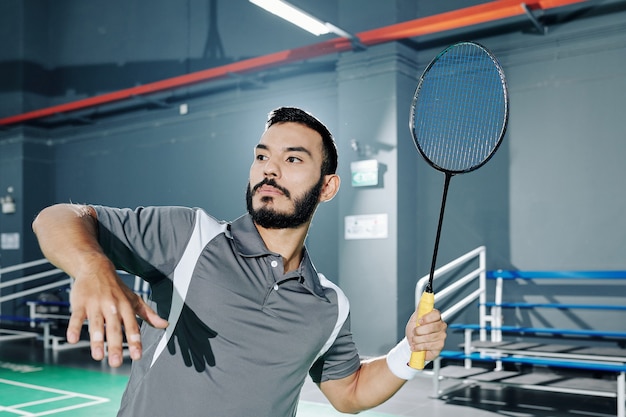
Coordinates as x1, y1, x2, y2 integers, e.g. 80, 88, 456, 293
32, 107, 447, 416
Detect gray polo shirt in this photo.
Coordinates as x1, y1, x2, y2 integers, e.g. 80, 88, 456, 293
94, 206, 360, 417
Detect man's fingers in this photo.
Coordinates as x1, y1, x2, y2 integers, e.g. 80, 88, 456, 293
67, 310, 86, 344
115, 295, 168, 362
103, 304, 125, 367
126, 332, 142, 361
134, 298, 169, 329
409, 308, 447, 357
87, 314, 105, 361
417, 309, 442, 325
118, 300, 144, 361
66, 271, 161, 366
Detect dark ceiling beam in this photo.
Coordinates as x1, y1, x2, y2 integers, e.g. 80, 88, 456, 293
0, 0, 588, 127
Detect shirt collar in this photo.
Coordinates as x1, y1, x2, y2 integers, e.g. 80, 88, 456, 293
229, 213, 271, 257
229, 213, 329, 301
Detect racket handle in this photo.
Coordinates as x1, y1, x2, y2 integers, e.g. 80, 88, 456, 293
408, 291, 435, 370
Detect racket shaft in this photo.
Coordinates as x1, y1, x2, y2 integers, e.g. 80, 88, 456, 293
409, 291, 435, 369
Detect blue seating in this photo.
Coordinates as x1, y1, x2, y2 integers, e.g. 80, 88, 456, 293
433, 269, 626, 417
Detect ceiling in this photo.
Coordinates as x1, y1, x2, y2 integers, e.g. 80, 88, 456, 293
1, 0, 624, 129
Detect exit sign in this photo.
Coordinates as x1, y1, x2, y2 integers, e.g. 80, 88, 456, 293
351, 159, 379, 187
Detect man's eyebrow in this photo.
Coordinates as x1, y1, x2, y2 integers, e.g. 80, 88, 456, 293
255, 143, 312, 157
285, 146, 312, 156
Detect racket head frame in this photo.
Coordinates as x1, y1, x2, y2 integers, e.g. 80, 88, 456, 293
409, 41, 510, 176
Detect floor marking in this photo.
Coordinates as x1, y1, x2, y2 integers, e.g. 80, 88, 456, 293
0, 377, 109, 416
0, 361, 44, 373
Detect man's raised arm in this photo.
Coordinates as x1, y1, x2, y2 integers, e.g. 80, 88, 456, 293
32, 204, 167, 367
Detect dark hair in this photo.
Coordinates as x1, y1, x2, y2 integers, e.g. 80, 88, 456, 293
266, 107, 338, 176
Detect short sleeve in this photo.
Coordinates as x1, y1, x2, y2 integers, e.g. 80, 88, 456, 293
309, 313, 361, 383
94, 205, 196, 281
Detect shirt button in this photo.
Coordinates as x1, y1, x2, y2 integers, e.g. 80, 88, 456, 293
271, 260, 278, 268
273, 284, 279, 291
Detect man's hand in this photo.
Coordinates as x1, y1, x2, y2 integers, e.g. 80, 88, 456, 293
405, 308, 447, 361
32, 204, 168, 367
67, 258, 168, 367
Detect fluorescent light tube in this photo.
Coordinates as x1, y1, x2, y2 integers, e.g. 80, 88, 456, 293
250, 0, 330, 36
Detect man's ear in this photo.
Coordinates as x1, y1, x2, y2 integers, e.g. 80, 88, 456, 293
320, 174, 340, 203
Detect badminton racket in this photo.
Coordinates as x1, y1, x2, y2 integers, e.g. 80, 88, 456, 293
408, 41, 509, 369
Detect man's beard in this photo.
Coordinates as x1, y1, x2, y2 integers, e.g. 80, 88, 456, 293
246, 177, 324, 229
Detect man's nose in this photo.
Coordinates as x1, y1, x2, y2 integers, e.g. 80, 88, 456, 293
263, 158, 280, 177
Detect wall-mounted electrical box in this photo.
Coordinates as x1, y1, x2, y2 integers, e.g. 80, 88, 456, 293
344, 213, 388, 240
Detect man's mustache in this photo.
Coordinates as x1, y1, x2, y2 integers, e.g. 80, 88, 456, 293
252, 178, 291, 199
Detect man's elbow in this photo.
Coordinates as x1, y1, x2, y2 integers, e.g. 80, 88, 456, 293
331, 403, 362, 415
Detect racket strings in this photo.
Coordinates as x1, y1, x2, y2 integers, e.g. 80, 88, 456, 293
413, 43, 507, 173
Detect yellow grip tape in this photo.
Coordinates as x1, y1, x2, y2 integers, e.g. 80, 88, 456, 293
408, 291, 435, 370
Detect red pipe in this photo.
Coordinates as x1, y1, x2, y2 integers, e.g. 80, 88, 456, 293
0, 0, 586, 127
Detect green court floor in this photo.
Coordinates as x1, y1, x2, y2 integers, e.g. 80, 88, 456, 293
0, 362, 125, 416
0, 361, 399, 416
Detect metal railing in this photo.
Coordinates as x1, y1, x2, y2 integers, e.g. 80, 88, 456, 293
0, 258, 70, 342
415, 246, 491, 342
0, 259, 70, 308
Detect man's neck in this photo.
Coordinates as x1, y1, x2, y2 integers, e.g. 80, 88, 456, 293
255, 223, 309, 273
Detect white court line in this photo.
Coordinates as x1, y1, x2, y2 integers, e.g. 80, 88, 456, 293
12, 394, 76, 409
0, 378, 109, 416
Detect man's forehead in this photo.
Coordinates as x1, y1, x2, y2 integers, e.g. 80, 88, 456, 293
257, 123, 323, 153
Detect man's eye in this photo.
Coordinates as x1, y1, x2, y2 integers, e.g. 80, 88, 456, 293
256, 154, 268, 161
286, 156, 302, 163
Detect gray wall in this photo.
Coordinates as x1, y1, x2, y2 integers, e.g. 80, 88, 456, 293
504, 25, 626, 270
49, 73, 341, 280
1, 1, 625, 355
